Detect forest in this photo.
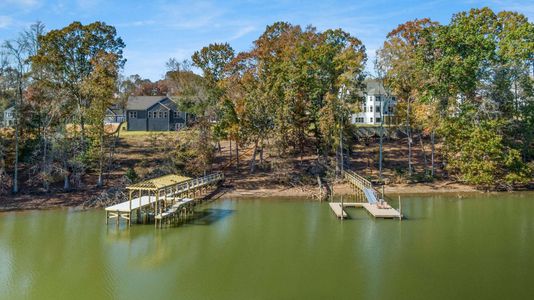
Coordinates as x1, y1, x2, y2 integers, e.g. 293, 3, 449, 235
0, 7, 532, 198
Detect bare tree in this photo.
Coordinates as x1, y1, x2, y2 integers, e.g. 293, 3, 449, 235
3, 34, 31, 194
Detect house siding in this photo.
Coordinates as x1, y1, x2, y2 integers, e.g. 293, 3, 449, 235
147, 103, 169, 131
127, 110, 147, 131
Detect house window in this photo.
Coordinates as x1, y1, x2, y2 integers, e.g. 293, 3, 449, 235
129, 111, 137, 119
163, 111, 168, 118
370, 117, 373, 123
174, 111, 180, 118
369, 106, 373, 112
376, 117, 381, 123
376, 106, 380, 112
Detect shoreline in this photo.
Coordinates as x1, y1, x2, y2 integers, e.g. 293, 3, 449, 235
1, 181, 530, 212
221, 181, 482, 199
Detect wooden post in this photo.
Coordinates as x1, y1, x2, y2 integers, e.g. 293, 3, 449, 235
398, 195, 402, 221
128, 190, 132, 226
155, 191, 159, 228
340, 196, 344, 220
105, 210, 108, 225
138, 189, 142, 224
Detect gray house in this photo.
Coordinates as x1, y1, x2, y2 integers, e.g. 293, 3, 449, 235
126, 96, 188, 131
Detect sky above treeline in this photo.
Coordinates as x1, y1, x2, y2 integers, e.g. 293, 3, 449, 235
1, 0, 533, 80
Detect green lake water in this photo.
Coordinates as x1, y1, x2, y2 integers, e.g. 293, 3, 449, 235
1, 193, 534, 300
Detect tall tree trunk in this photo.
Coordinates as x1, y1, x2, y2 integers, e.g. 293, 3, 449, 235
419, 131, 428, 174
229, 139, 232, 162
235, 142, 239, 170
379, 124, 383, 180
431, 130, 435, 177
42, 132, 50, 192
250, 140, 258, 173
406, 98, 413, 176
259, 140, 264, 165
12, 83, 22, 194
97, 131, 104, 188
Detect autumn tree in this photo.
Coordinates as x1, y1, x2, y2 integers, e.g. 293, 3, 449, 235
31, 21, 125, 190
378, 18, 439, 177
82, 53, 120, 187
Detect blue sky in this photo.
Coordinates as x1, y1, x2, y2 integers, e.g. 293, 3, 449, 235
1, 0, 533, 80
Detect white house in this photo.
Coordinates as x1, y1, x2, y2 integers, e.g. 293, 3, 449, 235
2, 106, 15, 127
351, 80, 397, 125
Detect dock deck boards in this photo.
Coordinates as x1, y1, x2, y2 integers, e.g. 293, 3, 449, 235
105, 195, 155, 212
361, 203, 401, 218
328, 203, 348, 218
329, 202, 401, 219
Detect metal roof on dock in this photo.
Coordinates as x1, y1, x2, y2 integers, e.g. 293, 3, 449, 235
126, 174, 192, 191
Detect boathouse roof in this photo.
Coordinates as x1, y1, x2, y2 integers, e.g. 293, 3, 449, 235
127, 174, 192, 191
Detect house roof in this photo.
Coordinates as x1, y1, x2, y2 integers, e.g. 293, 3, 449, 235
365, 79, 388, 95
126, 96, 169, 110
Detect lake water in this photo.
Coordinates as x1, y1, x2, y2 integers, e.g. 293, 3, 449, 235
1, 193, 534, 300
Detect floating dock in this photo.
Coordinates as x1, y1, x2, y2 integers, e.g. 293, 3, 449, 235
329, 202, 402, 219
328, 169, 403, 220
328, 202, 348, 218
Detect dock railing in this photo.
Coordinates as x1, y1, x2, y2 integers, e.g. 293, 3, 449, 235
170, 172, 224, 195
342, 170, 385, 203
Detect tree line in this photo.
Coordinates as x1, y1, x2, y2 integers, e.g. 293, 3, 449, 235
0, 7, 532, 195
376, 8, 533, 188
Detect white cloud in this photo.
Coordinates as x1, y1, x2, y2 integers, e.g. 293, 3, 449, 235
0, 16, 13, 28
229, 25, 256, 41
116, 20, 157, 28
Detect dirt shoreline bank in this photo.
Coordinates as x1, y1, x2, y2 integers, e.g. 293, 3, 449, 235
1, 180, 522, 212
222, 181, 481, 198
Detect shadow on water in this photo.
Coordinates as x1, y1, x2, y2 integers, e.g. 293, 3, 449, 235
187, 208, 235, 226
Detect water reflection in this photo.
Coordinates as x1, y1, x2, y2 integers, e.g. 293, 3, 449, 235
1, 193, 534, 299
